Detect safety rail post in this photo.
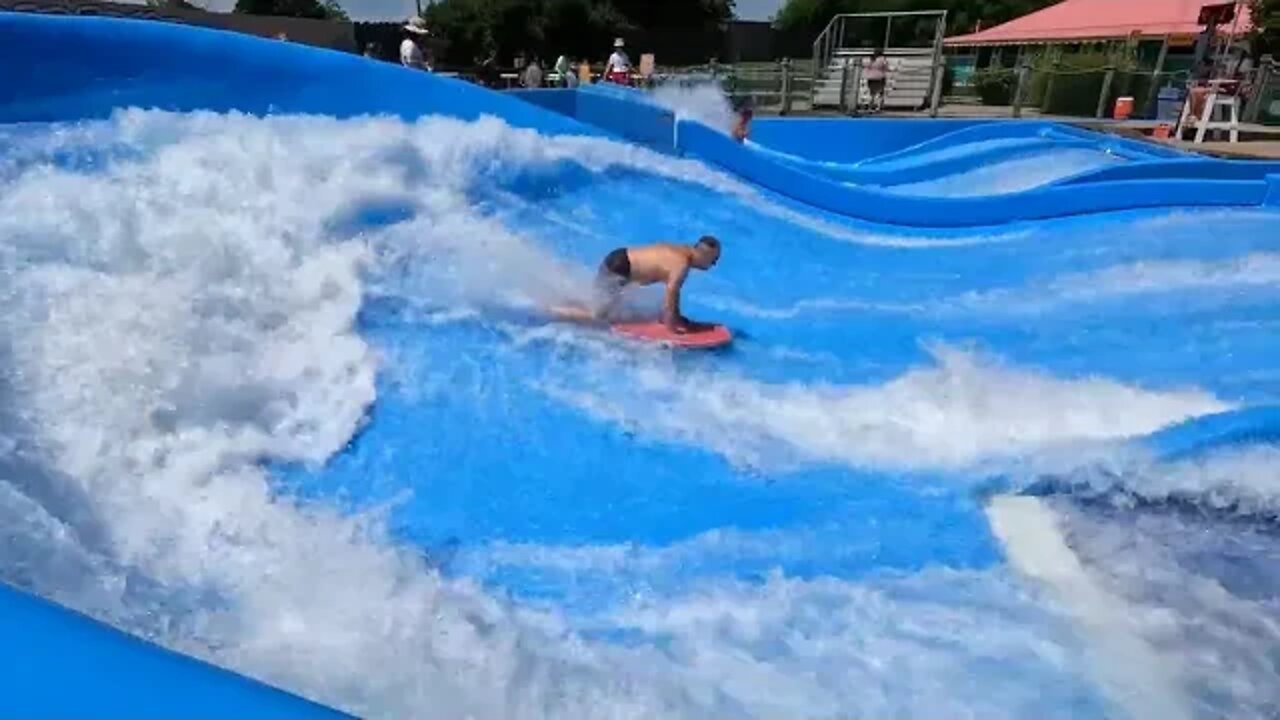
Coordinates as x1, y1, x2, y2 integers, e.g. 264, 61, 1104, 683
846, 62, 863, 115
927, 10, 947, 117
839, 59, 851, 113
1096, 67, 1115, 118
1012, 65, 1029, 118
1043, 62, 1059, 112
780, 58, 793, 115
811, 43, 820, 105
1144, 35, 1171, 117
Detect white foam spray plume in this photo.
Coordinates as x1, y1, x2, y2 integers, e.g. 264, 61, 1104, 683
649, 77, 738, 134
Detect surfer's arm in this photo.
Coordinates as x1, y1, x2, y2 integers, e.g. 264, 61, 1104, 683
661, 263, 690, 331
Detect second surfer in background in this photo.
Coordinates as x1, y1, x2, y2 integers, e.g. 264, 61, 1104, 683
554, 236, 722, 333
732, 106, 753, 143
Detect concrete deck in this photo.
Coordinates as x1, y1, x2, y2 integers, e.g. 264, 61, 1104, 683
789, 103, 1280, 160
1164, 140, 1280, 159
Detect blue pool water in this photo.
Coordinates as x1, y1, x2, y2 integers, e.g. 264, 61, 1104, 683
2, 13, 1280, 720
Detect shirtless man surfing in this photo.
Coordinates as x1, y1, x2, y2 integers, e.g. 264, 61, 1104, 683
554, 235, 721, 333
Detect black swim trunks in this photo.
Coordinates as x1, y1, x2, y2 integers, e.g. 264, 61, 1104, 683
602, 247, 631, 280
592, 247, 631, 313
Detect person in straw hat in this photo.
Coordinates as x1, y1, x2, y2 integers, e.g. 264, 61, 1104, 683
603, 37, 631, 85
400, 17, 433, 71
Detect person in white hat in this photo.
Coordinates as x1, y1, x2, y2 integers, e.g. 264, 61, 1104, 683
604, 37, 631, 85
400, 17, 433, 71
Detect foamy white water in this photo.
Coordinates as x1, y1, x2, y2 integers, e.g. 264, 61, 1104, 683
537, 342, 1229, 472
698, 250, 1280, 322
988, 497, 1190, 720
955, 253, 1280, 314
1050, 494, 1280, 719
0, 108, 1122, 719
885, 147, 1123, 197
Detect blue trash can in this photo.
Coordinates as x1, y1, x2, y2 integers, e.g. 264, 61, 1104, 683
1156, 85, 1186, 121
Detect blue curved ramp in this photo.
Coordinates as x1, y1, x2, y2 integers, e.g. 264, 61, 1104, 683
0, 11, 598, 133
1146, 405, 1280, 461
675, 119, 1271, 225
513, 84, 1280, 226
747, 120, 1181, 187
0, 582, 351, 720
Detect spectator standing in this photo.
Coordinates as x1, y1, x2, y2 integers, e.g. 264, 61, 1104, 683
400, 18, 432, 70
864, 48, 889, 112
604, 38, 631, 85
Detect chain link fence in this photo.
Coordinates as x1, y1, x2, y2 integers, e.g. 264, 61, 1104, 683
963, 55, 1277, 124
645, 60, 817, 114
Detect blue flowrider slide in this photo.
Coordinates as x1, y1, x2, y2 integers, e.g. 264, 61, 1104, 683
2, 12, 1279, 720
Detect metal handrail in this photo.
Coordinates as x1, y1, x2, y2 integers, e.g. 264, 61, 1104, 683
811, 13, 844, 102
811, 10, 950, 104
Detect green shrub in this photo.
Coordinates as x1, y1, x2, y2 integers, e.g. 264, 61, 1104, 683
1036, 47, 1140, 116
971, 68, 1016, 105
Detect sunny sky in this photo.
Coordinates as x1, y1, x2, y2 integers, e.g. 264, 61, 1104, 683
192, 0, 787, 23
734, 0, 786, 22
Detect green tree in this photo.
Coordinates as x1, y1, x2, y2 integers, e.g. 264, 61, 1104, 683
1249, 0, 1280, 55
773, 0, 1057, 36
423, 0, 732, 64
233, 0, 348, 21
613, 0, 733, 31
423, 0, 503, 63
543, 0, 599, 59
320, 0, 349, 21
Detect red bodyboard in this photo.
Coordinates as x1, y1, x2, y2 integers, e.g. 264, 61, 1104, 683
610, 321, 733, 349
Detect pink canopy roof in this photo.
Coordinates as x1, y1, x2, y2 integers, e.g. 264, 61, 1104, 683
945, 0, 1253, 46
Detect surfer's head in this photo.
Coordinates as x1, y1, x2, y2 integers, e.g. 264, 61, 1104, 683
692, 235, 721, 270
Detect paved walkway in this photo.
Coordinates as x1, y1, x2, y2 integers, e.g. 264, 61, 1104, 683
1165, 140, 1280, 160
763, 101, 1280, 159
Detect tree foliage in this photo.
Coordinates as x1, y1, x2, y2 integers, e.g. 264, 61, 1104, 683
233, 0, 348, 21
1249, 0, 1279, 55
423, 0, 733, 64
773, 0, 1057, 37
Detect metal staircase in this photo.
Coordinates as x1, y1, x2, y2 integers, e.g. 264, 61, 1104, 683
810, 11, 948, 114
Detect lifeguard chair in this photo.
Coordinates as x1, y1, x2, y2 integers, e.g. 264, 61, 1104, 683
1174, 2, 1246, 144
1176, 79, 1241, 143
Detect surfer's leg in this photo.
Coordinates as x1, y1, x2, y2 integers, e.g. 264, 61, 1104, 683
550, 250, 629, 323
548, 303, 596, 322
590, 273, 626, 320
589, 250, 631, 320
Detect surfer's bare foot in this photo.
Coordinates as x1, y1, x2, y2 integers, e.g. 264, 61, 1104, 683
549, 304, 600, 323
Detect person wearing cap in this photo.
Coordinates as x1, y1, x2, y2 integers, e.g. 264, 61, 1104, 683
400, 17, 433, 71
604, 37, 631, 85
